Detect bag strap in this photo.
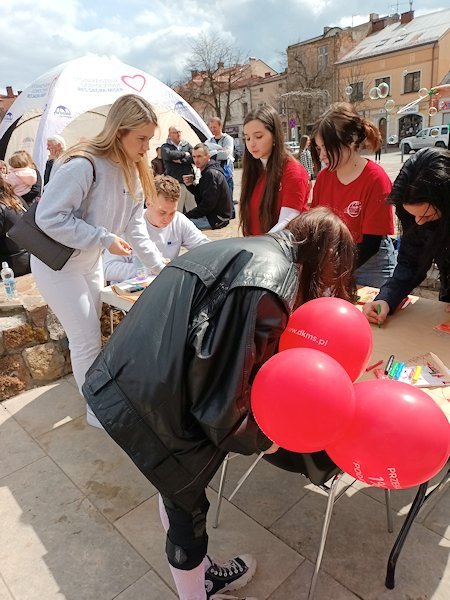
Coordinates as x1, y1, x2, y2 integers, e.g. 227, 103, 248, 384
63, 155, 97, 219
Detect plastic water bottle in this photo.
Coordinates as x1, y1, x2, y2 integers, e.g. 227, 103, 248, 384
1, 261, 18, 300
134, 256, 147, 280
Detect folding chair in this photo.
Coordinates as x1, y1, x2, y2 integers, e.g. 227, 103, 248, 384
213, 449, 393, 600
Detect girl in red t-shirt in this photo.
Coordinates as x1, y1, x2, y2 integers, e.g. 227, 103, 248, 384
310, 102, 397, 288
239, 105, 309, 236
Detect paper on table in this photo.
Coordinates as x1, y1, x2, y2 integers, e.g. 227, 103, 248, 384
111, 276, 156, 303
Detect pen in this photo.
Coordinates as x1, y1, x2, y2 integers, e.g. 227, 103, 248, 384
384, 354, 395, 375
366, 359, 383, 372
388, 361, 399, 378
393, 362, 405, 380
412, 365, 422, 383
376, 303, 381, 328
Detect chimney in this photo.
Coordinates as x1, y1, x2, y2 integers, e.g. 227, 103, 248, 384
371, 17, 387, 33
6, 86, 14, 97
217, 61, 224, 69
190, 70, 198, 79
400, 10, 414, 24
323, 26, 331, 34
369, 13, 380, 21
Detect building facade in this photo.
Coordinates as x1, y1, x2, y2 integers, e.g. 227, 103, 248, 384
336, 9, 450, 144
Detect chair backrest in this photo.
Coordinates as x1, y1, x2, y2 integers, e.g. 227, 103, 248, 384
263, 449, 341, 487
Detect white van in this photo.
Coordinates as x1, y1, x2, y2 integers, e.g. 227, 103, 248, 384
400, 125, 449, 154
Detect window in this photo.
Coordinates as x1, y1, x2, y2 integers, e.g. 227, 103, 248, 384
404, 71, 420, 93
318, 46, 328, 69
242, 102, 248, 117
259, 87, 263, 92
349, 81, 363, 102
375, 76, 391, 95
278, 82, 283, 88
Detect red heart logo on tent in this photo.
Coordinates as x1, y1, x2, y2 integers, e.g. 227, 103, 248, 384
121, 74, 146, 92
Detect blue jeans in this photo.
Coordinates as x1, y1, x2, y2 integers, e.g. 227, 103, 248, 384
189, 216, 211, 230
355, 236, 397, 288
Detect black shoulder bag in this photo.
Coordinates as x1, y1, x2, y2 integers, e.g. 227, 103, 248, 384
7, 155, 96, 271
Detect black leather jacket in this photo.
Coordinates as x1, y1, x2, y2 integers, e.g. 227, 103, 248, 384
0, 199, 30, 276
83, 232, 299, 512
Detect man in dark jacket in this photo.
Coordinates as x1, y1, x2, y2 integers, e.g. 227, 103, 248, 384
185, 143, 233, 230
161, 126, 195, 213
82, 209, 355, 600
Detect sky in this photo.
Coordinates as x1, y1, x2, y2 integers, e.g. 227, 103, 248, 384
1, 0, 447, 94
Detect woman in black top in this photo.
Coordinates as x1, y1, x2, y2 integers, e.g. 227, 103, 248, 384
0, 178, 30, 276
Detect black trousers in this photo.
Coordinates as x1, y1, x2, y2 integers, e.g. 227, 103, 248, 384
162, 492, 210, 571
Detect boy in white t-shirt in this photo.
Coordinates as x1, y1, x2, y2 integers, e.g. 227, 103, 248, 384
103, 175, 209, 283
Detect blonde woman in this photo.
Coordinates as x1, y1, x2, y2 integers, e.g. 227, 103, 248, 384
32, 94, 166, 427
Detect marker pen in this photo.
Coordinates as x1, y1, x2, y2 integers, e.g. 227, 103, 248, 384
388, 361, 399, 378
384, 354, 395, 375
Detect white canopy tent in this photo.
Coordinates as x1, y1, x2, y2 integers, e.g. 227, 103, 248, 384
0, 54, 211, 176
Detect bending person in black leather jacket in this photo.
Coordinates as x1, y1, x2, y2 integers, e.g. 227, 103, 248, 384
363, 147, 450, 325
83, 207, 355, 600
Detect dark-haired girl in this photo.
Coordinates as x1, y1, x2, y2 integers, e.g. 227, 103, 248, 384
311, 102, 396, 287
239, 105, 309, 236
363, 147, 450, 324
83, 208, 356, 600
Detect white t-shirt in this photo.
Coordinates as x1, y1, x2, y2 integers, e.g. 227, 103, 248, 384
103, 211, 210, 282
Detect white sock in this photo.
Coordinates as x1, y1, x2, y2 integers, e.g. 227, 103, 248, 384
169, 562, 207, 600
159, 495, 209, 600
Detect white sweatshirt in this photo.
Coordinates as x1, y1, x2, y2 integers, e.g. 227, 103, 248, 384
103, 211, 210, 282
35, 155, 166, 272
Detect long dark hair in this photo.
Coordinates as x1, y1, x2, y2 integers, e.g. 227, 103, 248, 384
239, 105, 292, 236
285, 207, 356, 308
0, 178, 26, 213
310, 102, 381, 172
389, 147, 450, 265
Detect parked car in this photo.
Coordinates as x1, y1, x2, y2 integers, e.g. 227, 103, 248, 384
400, 125, 449, 154
284, 141, 300, 157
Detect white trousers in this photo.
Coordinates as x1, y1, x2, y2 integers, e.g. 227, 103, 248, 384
31, 253, 104, 394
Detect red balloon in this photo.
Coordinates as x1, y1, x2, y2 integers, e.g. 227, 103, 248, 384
326, 380, 450, 489
251, 348, 355, 452
279, 297, 373, 382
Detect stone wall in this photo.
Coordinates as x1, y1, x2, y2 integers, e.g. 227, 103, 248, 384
0, 274, 71, 400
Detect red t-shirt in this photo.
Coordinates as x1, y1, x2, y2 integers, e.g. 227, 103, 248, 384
311, 160, 394, 243
248, 159, 309, 235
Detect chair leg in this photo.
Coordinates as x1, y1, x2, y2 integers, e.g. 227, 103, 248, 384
308, 473, 342, 600
213, 454, 230, 528
384, 489, 394, 533
385, 482, 428, 589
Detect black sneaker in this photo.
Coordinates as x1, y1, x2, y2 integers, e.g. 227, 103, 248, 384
205, 554, 257, 598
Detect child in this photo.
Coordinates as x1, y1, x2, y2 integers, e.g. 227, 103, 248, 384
6, 152, 38, 197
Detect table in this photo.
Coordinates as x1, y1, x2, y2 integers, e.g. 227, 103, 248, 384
100, 276, 156, 330
361, 295, 450, 588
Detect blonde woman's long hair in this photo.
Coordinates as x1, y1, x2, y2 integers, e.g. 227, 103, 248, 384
63, 94, 158, 201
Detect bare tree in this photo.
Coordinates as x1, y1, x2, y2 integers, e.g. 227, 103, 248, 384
177, 31, 247, 128
339, 61, 373, 110
284, 49, 332, 134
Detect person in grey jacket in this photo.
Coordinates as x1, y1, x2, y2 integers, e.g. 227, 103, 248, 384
32, 94, 166, 428
83, 208, 356, 599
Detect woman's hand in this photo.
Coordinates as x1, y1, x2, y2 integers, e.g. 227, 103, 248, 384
108, 236, 132, 256
362, 300, 390, 325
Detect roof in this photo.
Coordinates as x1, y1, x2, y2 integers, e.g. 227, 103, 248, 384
337, 9, 450, 64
